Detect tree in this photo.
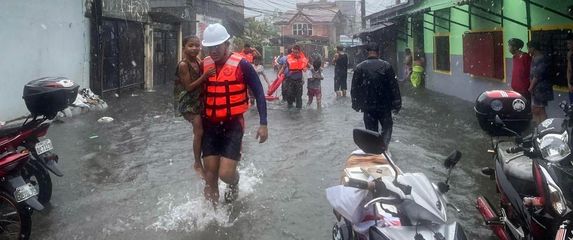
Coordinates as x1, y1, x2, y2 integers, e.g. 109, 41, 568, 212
233, 18, 278, 51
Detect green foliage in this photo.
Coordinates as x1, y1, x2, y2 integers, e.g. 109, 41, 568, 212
234, 18, 278, 51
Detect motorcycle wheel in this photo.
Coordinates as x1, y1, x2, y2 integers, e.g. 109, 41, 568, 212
0, 191, 32, 240
22, 161, 52, 204
332, 218, 353, 240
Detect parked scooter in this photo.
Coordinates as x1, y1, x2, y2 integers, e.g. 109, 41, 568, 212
326, 129, 468, 240
0, 77, 77, 204
0, 135, 44, 239
475, 90, 573, 240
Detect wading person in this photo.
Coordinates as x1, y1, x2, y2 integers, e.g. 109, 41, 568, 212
201, 23, 268, 204
402, 48, 412, 82
253, 56, 270, 87
411, 48, 425, 88
306, 58, 323, 109
508, 38, 532, 105
351, 42, 401, 146
528, 41, 553, 124
278, 45, 308, 109
333, 45, 348, 97
238, 43, 261, 64
278, 49, 290, 101
174, 36, 215, 178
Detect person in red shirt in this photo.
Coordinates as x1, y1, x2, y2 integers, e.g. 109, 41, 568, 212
508, 38, 532, 104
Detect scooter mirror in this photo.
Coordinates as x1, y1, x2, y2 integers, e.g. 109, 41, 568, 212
444, 150, 462, 169
437, 182, 450, 194
353, 129, 386, 154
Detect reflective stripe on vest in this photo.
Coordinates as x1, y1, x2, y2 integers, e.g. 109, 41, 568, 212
287, 53, 308, 71
203, 53, 249, 119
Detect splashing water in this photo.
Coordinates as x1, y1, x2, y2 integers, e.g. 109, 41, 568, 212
146, 163, 263, 232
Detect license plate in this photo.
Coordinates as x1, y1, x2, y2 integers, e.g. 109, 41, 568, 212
35, 139, 53, 155
14, 183, 38, 202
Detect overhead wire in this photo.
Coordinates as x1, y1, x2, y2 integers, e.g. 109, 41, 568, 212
208, 0, 355, 18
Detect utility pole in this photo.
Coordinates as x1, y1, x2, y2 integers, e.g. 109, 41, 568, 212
360, 0, 365, 29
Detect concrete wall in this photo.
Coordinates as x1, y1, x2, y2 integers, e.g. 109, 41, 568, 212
0, 0, 90, 121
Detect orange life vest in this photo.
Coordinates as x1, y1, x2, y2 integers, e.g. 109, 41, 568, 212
239, 51, 254, 63
203, 53, 249, 119
286, 52, 308, 71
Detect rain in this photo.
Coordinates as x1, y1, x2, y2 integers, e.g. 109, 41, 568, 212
2, 0, 573, 240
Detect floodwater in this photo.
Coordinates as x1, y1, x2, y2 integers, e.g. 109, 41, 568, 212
32, 66, 497, 239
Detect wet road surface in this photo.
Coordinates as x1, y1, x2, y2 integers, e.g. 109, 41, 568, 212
32, 67, 497, 239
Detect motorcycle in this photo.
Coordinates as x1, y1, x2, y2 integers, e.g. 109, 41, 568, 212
0, 132, 45, 239
474, 90, 573, 240
0, 116, 63, 204
0, 77, 77, 204
326, 128, 468, 240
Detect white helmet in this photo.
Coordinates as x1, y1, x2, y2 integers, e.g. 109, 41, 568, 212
202, 23, 231, 47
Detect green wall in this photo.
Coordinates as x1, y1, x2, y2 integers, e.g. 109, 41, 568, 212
398, 0, 573, 57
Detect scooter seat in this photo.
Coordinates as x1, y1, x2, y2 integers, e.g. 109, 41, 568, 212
0, 123, 23, 137
496, 141, 535, 196
341, 151, 398, 181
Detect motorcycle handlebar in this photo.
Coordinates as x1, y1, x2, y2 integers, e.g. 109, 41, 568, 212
506, 146, 523, 154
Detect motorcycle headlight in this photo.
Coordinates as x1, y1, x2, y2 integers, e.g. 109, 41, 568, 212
538, 132, 570, 162
548, 183, 568, 216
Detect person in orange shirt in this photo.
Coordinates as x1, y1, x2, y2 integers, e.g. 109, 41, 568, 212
278, 45, 308, 109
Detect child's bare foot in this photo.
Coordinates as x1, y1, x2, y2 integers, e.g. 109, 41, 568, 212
193, 160, 205, 179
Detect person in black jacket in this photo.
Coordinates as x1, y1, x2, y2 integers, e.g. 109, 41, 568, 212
351, 42, 401, 146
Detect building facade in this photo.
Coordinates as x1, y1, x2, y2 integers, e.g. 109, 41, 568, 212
367, 0, 573, 116
274, 1, 345, 45
0, 0, 91, 121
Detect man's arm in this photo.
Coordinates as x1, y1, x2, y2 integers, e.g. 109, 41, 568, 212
179, 62, 212, 92
239, 60, 268, 125
350, 66, 362, 111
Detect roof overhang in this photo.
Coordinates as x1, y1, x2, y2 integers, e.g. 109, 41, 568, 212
354, 22, 395, 38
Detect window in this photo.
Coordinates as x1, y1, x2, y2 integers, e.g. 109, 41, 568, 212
531, 29, 573, 87
434, 36, 450, 72
463, 31, 504, 80
292, 23, 312, 36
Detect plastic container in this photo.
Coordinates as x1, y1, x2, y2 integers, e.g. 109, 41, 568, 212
474, 90, 531, 136
23, 77, 79, 119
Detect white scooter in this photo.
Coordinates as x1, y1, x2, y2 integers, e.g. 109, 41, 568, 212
326, 129, 468, 240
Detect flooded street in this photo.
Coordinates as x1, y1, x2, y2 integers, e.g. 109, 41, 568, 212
33, 66, 497, 240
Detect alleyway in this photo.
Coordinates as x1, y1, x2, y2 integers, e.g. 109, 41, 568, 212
32, 66, 497, 240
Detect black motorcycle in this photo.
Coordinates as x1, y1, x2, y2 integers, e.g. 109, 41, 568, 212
475, 90, 573, 240
0, 77, 76, 205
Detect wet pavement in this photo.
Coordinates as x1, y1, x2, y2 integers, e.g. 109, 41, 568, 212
32, 66, 498, 239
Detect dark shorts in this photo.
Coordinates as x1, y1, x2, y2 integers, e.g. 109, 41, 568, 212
202, 116, 244, 161
307, 88, 321, 98
532, 97, 547, 107
334, 71, 347, 91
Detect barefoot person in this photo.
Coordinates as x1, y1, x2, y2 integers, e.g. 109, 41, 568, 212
174, 36, 215, 178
